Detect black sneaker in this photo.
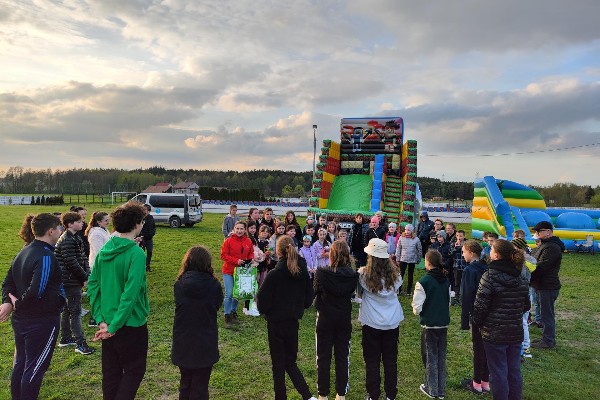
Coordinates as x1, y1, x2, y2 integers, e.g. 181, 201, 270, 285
75, 342, 95, 355
420, 384, 435, 399
58, 338, 76, 347
146, 266, 152, 272
88, 318, 98, 327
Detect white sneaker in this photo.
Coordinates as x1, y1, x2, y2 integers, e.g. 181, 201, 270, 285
352, 297, 362, 304
248, 308, 260, 317
242, 308, 249, 315
80, 308, 89, 317
450, 291, 456, 298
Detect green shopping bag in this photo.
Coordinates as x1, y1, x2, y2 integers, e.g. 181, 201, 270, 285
233, 262, 258, 300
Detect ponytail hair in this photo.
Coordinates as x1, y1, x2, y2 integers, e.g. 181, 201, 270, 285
19, 214, 35, 244
492, 239, 525, 267
276, 235, 300, 276
85, 211, 109, 236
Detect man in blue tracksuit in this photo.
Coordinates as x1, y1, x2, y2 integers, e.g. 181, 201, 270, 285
2, 213, 65, 399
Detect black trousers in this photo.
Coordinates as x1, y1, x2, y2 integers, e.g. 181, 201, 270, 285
399, 262, 415, 294
361, 325, 399, 400
316, 312, 352, 397
472, 326, 489, 383
267, 320, 312, 400
102, 324, 148, 400
178, 366, 212, 400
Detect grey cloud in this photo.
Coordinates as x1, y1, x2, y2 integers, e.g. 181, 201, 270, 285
348, 0, 600, 53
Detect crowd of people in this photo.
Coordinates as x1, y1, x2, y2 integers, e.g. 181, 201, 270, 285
0, 205, 564, 400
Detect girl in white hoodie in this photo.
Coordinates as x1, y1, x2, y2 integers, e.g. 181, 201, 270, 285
359, 238, 404, 400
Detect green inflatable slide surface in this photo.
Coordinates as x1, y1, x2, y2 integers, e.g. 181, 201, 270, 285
325, 174, 372, 212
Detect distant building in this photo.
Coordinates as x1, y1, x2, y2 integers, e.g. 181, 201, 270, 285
173, 181, 199, 194
143, 183, 173, 193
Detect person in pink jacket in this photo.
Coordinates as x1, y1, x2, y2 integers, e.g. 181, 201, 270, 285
220, 220, 254, 328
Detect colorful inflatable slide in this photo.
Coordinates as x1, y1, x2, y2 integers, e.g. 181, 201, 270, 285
472, 176, 600, 251
309, 117, 420, 226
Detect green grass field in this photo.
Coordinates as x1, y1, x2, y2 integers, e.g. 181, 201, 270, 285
0, 206, 599, 399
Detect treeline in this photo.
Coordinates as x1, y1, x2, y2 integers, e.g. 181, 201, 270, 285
1, 166, 598, 207
0, 166, 312, 198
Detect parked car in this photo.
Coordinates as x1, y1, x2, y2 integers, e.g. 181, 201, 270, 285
130, 193, 203, 228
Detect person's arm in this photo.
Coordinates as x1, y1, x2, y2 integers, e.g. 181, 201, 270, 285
59, 238, 88, 284
303, 265, 314, 309
471, 272, 492, 327
416, 240, 422, 264
532, 244, 561, 276
148, 217, 156, 237
256, 271, 274, 315
220, 239, 241, 266
412, 281, 426, 315
395, 238, 403, 261
213, 277, 224, 310
460, 269, 473, 330
87, 261, 104, 324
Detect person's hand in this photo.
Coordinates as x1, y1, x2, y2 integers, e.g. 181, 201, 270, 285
358, 266, 366, 274
83, 280, 88, 288
93, 322, 114, 341
8, 293, 17, 309
0, 303, 13, 322
237, 259, 244, 266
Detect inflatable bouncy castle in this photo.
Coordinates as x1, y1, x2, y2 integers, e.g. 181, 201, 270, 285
472, 176, 600, 251
309, 117, 420, 227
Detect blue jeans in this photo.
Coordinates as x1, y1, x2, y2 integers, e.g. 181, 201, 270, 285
12, 314, 60, 400
538, 289, 559, 346
483, 341, 522, 400
531, 287, 541, 323
223, 273, 238, 315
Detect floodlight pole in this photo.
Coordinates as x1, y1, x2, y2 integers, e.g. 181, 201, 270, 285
312, 125, 318, 181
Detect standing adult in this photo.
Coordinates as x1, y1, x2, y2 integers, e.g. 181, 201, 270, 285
530, 221, 564, 349
2, 213, 65, 399
139, 204, 156, 272
416, 212, 435, 257
88, 202, 149, 400
471, 239, 530, 400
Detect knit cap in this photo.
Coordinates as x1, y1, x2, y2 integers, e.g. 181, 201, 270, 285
512, 237, 528, 250
405, 224, 414, 232
436, 230, 447, 240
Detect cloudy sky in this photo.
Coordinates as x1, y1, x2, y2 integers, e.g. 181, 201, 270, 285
1, 0, 599, 186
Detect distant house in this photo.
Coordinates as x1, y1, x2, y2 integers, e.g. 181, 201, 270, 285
173, 181, 199, 194
143, 183, 173, 193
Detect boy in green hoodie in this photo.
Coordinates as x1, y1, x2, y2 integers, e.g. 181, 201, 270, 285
88, 202, 149, 400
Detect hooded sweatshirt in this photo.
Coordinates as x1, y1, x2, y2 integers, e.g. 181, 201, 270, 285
256, 256, 313, 322
87, 236, 149, 334
358, 270, 404, 330
313, 265, 359, 318
417, 212, 435, 242
412, 268, 450, 328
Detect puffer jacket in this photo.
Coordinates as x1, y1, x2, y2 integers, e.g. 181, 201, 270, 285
531, 236, 564, 290
471, 259, 530, 344
55, 230, 90, 287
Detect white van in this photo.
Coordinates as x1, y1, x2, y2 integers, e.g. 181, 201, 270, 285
131, 193, 203, 228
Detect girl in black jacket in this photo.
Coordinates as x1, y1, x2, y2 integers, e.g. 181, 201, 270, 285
472, 239, 530, 400
256, 235, 316, 400
314, 241, 359, 400
172, 246, 223, 400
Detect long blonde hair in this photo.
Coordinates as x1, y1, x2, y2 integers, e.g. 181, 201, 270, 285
276, 235, 300, 276
363, 254, 399, 292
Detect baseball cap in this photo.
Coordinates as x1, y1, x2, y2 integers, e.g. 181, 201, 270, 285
533, 221, 553, 231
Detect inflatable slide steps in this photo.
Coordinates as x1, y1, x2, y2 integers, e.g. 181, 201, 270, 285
383, 175, 403, 223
